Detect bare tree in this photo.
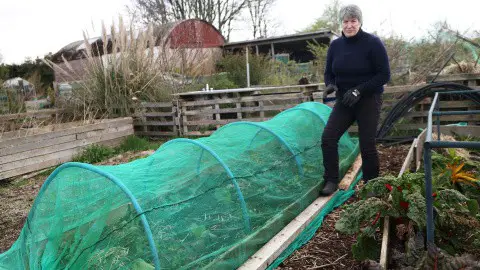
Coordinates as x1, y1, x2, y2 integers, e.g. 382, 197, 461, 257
128, 0, 247, 40
127, 0, 169, 25
246, 0, 276, 39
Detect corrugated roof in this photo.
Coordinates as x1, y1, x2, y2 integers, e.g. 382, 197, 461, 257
224, 29, 337, 48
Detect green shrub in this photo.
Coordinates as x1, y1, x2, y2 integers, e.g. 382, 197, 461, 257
206, 73, 238, 89
216, 53, 271, 87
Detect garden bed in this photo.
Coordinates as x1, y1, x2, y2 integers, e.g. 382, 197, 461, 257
275, 144, 411, 270
0, 144, 405, 261
277, 126, 480, 270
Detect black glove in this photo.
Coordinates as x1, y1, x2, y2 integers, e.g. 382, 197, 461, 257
324, 84, 338, 96
342, 88, 361, 107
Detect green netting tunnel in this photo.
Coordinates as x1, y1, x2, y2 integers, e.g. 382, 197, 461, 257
0, 102, 359, 270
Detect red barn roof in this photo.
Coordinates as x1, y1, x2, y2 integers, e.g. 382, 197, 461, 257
52, 19, 225, 63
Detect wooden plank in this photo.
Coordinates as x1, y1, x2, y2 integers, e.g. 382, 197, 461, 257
180, 93, 305, 106
215, 103, 221, 129
175, 84, 320, 97
0, 118, 132, 149
76, 125, 132, 140
133, 120, 175, 126
141, 102, 173, 108
0, 108, 63, 122
182, 105, 189, 135
1, 122, 132, 156
408, 110, 480, 119
0, 134, 77, 158
183, 104, 297, 116
399, 138, 417, 177
379, 217, 390, 269
237, 155, 362, 270
236, 102, 242, 119
183, 131, 214, 136
383, 84, 426, 94
417, 100, 479, 108
338, 154, 362, 190
426, 73, 480, 82
172, 106, 178, 135
348, 123, 427, 133
143, 112, 175, 117
184, 118, 265, 126
0, 119, 105, 140
0, 129, 133, 172
135, 131, 177, 137
259, 101, 265, 119
380, 136, 419, 269
416, 129, 427, 172
0, 151, 77, 180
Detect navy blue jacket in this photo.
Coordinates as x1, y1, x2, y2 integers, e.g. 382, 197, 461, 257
324, 29, 390, 97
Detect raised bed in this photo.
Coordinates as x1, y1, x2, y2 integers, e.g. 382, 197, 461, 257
0, 117, 134, 180
379, 125, 480, 269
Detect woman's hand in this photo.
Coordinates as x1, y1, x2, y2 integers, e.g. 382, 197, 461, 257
342, 88, 361, 107
324, 84, 338, 96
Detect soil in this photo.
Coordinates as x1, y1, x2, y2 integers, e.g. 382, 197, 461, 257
276, 143, 411, 270
0, 144, 411, 269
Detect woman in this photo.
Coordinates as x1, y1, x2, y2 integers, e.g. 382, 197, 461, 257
320, 4, 390, 195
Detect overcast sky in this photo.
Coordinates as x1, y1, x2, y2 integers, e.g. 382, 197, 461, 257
1, 0, 479, 64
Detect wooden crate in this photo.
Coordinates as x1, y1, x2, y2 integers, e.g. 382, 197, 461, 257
0, 118, 134, 180
133, 102, 178, 137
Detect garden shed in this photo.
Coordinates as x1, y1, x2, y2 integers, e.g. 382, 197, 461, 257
223, 29, 336, 63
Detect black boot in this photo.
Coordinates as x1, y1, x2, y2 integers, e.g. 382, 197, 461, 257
320, 181, 338, 196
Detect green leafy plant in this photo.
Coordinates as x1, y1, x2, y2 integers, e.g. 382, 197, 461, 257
335, 172, 480, 261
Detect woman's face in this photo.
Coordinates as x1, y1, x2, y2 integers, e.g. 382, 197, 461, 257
342, 17, 360, 37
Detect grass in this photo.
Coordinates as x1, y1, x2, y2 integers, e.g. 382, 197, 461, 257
72, 144, 116, 163
72, 135, 163, 164
116, 135, 162, 153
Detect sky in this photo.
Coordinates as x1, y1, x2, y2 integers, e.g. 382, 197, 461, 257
1, 0, 479, 64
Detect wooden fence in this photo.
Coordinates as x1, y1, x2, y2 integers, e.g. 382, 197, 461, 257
0, 118, 134, 180
129, 74, 480, 138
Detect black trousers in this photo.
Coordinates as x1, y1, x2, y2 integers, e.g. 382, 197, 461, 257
321, 94, 382, 184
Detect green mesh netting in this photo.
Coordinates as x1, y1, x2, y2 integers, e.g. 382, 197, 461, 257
0, 102, 359, 270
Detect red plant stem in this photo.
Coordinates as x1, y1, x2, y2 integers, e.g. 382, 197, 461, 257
372, 211, 381, 226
